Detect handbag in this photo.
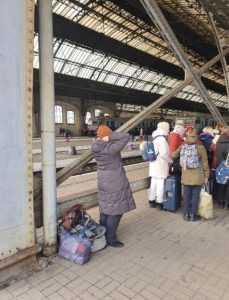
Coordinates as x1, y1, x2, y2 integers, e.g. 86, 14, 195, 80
58, 227, 92, 265
198, 185, 213, 219
215, 153, 229, 185
81, 215, 107, 252
60, 204, 85, 230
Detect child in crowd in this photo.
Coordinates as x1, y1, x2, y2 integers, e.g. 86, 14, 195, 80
172, 132, 209, 221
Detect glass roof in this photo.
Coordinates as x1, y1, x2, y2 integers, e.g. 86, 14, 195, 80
49, 0, 227, 87
34, 33, 228, 108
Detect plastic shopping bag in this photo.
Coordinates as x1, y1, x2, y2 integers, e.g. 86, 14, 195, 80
198, 185, 213, 219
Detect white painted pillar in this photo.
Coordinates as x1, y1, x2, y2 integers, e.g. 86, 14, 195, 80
0, 0, 35, 273
38, 0, 57, 255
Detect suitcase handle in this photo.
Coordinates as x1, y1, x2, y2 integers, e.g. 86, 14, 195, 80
165, 191, 172, 198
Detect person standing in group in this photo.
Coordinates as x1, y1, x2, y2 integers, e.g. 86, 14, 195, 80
199, 126, 214, 167
91, 125, 136, 248
140, 127, 144, 139
168, 124, 185, 157
172, 132, 209, 221
168, 124, 185, 176
215, 125, 229, 209
148, 122, 171, 210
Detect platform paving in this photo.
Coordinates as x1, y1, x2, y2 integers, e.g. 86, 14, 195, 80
1, 190, 229, 300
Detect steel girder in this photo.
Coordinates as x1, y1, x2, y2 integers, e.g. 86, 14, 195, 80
204, 9, 229, 112
140, 0, 227, 125
110, 0, 217, 61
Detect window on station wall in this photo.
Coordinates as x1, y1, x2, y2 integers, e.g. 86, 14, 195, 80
95, 109, 101, 117
55, 105, 63, 123
67, 110, 75, 124
85, 112, 91, 124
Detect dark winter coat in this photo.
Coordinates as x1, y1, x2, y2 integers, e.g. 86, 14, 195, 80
216, 135, 229, 167
199, 132, 214, 167
199, 132, 213, 151
91, 132, 136, 215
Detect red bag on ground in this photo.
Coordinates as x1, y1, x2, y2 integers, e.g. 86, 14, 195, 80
61, 204, 85, 230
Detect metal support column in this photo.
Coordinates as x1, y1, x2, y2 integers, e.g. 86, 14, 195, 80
140, 0, 226, 125
56, 48, 229, 187
38, 0, 57, 255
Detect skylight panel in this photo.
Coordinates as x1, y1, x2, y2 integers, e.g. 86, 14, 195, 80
115, 77, 129, 86
33, 54, 39, 69
54, 59, 64, 73
104, 74, 120, 85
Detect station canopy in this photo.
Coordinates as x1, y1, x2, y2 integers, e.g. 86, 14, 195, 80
34, 0, 229, 113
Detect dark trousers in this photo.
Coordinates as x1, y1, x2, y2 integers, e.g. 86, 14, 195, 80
183, 185, 202, 215
217, 182, 229, 206
100, 213, 122, 244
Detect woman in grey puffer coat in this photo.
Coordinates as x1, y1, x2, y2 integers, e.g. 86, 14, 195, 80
91, 125, 136, 248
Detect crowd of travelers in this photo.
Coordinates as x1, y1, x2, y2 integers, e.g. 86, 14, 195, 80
91, 122, 229, 247
58, 121, 229, 266
89, 121, 229, 248
141, 122, 229, 221
57, 120, 228, 269
129, 127, 154, 141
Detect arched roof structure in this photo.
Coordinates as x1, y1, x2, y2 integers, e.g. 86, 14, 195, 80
34, 0, 229, 115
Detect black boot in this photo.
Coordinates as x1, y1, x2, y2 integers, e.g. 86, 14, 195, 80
190, 214, 201, 222
157, 203, 163, 210
149, 200, 157, 208
183, 213, 190, 221
219, 201, 225, 208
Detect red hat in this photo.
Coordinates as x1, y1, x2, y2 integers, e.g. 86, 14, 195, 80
97, 125, 112, 139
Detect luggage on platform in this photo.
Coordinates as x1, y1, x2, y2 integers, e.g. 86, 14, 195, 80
163, 175, 181, 212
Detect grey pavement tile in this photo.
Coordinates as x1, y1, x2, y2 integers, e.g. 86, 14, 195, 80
0, 290, 14, 300
57, 286, 76, 300
26, 287, 46, 300
140, 288, 161, 299
3, 190, 229, 300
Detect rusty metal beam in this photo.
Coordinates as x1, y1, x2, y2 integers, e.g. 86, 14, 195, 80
56, 48, 229, 187
140, 0, 227, 125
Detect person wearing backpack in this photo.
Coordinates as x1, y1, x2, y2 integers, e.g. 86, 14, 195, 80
172, 133, 209, 221
91, 125, 136, 248
168, 124, 185, 175
215, 126, 229, 209
148, 122, 171, 210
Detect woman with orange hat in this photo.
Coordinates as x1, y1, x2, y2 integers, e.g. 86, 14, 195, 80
91, 125, 136, 248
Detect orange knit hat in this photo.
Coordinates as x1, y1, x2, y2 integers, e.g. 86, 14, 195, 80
97, 125, 112, 139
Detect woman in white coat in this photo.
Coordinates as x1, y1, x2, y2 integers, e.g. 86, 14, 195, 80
148, 122, 171, 209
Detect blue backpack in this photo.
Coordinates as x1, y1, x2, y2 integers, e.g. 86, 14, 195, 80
215, 154, 229, 185
141, 135, 165, 161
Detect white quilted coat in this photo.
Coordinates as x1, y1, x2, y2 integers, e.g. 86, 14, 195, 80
147, 128, 171, 179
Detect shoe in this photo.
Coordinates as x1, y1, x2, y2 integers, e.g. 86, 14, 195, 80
183, 213, 190, 221
149, 200, 157, 208
107, 241, 124, 248
190, 214, 201, 222
219, 201, 225, 209
157, 203, 163, 210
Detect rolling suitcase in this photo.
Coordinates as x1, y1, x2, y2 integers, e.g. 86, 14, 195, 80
163, 175, 181, 212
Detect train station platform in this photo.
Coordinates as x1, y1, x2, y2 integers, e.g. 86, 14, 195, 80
32, 137, 140, 171
1, 191, 229, 300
